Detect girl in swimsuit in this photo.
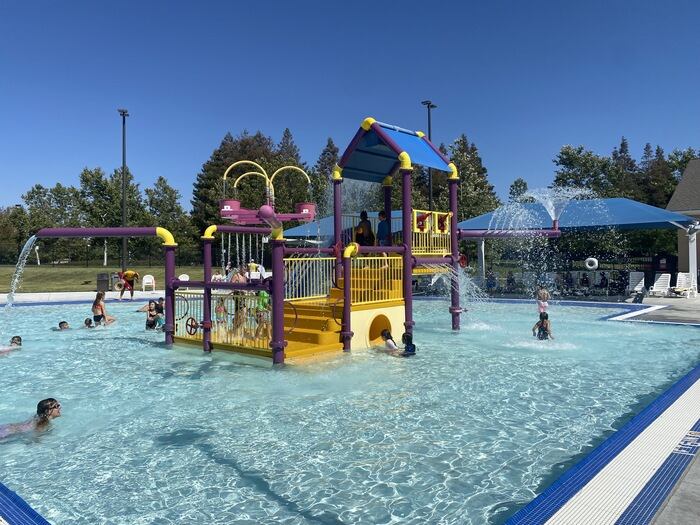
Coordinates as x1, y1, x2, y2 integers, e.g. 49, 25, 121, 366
92, 292, 116, 325
532, 312, 554, 340
145, 301, 161, 330
214, 297, 228, 333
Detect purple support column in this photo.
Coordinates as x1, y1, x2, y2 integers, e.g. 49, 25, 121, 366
383, 177, 392, 241
164, 245, 176, 346
333, 177, 343, 283
341, 254, 353, 351
270, 239, 286, 365
449, 178, 461, 330
401, 168, 414, 334
202, 239, 213, 352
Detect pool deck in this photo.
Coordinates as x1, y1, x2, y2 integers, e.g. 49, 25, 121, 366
2, 292, 699, 524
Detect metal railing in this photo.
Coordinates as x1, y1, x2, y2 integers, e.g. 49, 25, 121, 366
284, 256, 335, 302
349, 256, 403, 305
175, 291, 270, 351
412, 210, 451, 256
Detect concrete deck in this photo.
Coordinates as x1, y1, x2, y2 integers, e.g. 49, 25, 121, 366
626, 295, 700, 325
652, 452, 700, 524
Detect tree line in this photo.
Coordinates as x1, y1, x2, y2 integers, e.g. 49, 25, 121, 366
0, 129, 695, 267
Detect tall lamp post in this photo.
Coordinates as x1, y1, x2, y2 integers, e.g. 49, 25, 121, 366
421, 100, 437, 211
118, 108, 129, 272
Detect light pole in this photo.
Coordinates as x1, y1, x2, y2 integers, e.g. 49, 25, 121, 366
421, 100, 437, 211
118, 108, 129, 272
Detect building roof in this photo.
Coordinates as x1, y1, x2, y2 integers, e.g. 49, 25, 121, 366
458, 198, 696, 232
337, 118, 453, 183
667, 158, 700, 214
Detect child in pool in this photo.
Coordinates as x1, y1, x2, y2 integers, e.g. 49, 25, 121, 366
536, 285, 550, 313
0, 336, 22, 355
0, 398, 62, 439
532, 312, 554, 340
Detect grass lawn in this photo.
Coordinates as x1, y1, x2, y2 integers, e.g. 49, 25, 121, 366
0, 265, 205, 293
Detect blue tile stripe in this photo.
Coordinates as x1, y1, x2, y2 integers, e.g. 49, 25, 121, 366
505, 362, 700, 525
0, 482, 51, 525
613, 418, 700, 525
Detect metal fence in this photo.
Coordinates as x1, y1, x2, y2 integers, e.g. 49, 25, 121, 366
284, 256, 335, 302
175, 291, 270, 350
349, 256, 403, 305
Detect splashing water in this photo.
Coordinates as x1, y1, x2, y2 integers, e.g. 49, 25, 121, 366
423, 263, 489, 306
521, 187, 593, 221
6, 235, 37, 306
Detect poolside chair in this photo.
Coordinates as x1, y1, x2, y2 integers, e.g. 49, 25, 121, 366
672, 272, 697, 298
178, 273, 190, 290
141, 274, 156, 291
625, 271, 645, 296
648, 273, 671, 297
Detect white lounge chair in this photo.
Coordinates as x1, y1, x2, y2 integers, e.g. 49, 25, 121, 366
672, 272, 697, 298
648, 273, 671, 297
178, 273, 190, 290
141, 274, 156, 291
626, 271, 645, 295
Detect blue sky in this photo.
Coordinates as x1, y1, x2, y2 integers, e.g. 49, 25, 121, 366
1, 1, 699, 209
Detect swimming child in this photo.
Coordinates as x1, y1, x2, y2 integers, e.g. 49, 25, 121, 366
84, 318, 94, 328
0, 398, 62, 439
536, 285, 550, 313
532, 312, 554, 340
0, 336, 22, 355
58, 321, 70, 330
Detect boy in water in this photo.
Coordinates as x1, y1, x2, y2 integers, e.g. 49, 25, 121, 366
58, 321, 70, 330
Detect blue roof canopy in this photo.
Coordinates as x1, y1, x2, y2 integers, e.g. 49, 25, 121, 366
338, 119, 452, 183
458, 198, 696, 231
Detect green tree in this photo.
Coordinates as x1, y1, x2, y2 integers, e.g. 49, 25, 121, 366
309, 138, 338, 217
449, 134, 500, 220
190, 131, 276, 233
552, 145, 617, 196
269, 128, 309, 214
508, 177, 529, 202
667, 147, 698, 181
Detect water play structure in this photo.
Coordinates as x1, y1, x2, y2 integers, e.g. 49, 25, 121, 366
6, 118, 562, 365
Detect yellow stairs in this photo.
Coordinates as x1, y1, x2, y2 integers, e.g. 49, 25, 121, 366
283, 300, 344, 359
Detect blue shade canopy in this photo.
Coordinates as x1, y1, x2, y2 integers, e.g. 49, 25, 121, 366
338, 120, 452, 183
458, 198, 696, 231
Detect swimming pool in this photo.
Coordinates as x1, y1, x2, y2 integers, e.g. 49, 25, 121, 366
1, 300, 698, 524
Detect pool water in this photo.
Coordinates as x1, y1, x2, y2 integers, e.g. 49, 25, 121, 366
1, 300, 698, 524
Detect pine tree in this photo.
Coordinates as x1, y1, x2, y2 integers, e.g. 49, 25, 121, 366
508, 178, 529, 202
309, 138, 338, 217
190, 131, 276, 233
269, 128, 309, 214
552, 145, 614, 196
449, 134, 500, 220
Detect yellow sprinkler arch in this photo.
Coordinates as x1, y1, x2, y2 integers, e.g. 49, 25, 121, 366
232, 171, 275, 203
269, 165, 312, 187
222, 160, 269, 181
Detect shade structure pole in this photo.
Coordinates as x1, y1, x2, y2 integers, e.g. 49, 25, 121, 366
401, 168, 414, 336
449, 176, 461, 330
689, 231, 697, 290
333, 171, 343, 283
270, 238, 286, 365
202, 238, 213, 352
164, 245, 176, 346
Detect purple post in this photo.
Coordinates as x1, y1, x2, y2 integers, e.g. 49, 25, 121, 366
341, 254, 353, 351
202, 239, 213, 352
401, 168, 414, 334
270, 239, 286, 365
383, 177, 392, 241
333, 177, 343, 283
449, 178, 461, 330
164, 245, 176, 346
